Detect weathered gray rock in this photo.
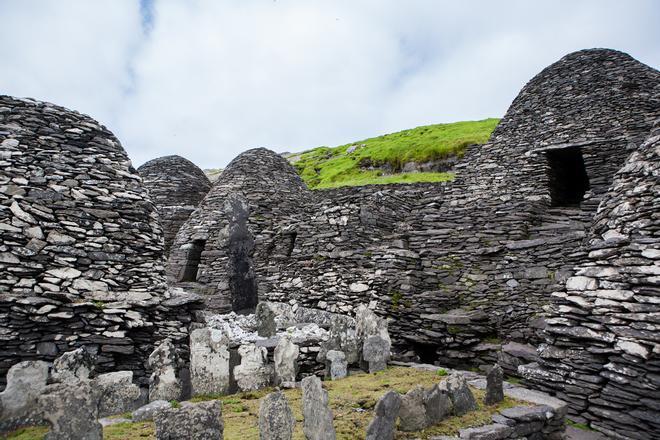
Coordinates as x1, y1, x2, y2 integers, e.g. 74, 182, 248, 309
235, 344, 271, 391
440, 373, 477, 416
95, 371, 144, 417
0, 360, 49, 430
484, 364, 504, 405
398, 385, 428, 431
362, 335, 389, 373
317, 316, 359, 364
301, 376, 336, 440
51, 348, 95, 384
39, 380, 102, 440
425, 383, 453, 426
132, 399, 171, 422
355, 305, 391, 351
274, 337, 299, 387
259, 391, 295, 440
256, 302, 277, 337
190, 328, 231, 396
154, 400, 223, 440
458, 423, 513, 440
365, 390, 402, 440
325, 350, 347, 380
149, 340, 182, 402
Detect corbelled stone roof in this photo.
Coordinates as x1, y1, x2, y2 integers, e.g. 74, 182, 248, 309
138, 155, 211, 254
0, 95, 166, 298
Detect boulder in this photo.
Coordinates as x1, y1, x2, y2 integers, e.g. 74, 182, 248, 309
235, 344, 271, 391
440, 373, 477, 416
362, 335, 389, 373
51, 348, 95, 383
132, 400, 171, 422
398, 386, 428, 431
274, 337, 299, 387
325, 350, 347, 380
154, 400, 223, 440
0, 360, 49, 431
95, 371, 144, 417
255, 302, 277, 337
485, 364, 504, 405
190, 328, 232, 396
259, 391, 295, 440
365, 390, 401, 440
317, 316, 359, 364
355, 305, 391, 348
301, 376, 336, 440
38, 380, 102, 440
149, 340, 182, 402
424, 383, 453, 425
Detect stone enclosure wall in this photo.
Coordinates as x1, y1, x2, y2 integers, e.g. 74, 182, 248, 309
0, 96, 202, 386
164, 49, 659, 438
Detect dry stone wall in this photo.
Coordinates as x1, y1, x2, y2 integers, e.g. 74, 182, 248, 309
520, 121, 660, 439
137, 155, 211, 255
0, 96, 202, 386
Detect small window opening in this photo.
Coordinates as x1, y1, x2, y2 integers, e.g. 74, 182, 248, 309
546, 147, 590, 206
180, 240, 205, 282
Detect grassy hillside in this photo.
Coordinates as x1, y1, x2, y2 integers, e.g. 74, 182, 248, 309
289, 118, 499, 189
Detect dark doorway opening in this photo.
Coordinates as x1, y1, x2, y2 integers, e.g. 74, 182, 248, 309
412, 343, 438, 364
545, 147, 590, 206
180, 240, 205, 282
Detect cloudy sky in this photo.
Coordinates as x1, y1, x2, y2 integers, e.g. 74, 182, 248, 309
1, 0, 658, 168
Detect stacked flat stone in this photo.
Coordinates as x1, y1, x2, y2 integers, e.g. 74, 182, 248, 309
0, 95, 203, 386
521, 120, 660, 439
167, 148, 311, 313
137, 155, 211, 255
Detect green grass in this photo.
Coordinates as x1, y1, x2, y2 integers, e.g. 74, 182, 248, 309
6, 367, 524, 440
288, 118, 499, 189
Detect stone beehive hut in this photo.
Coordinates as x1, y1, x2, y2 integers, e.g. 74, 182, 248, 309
0, 96, 201, 385
167, 147, 311, 313
521, 120, 660, 438
137, 155, 211, 255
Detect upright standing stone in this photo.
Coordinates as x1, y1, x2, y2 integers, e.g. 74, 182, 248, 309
325, 350, 347, 380
95, 371, 144, 417
485, 364, 504, 405
38, 380, 102, 440
274, 337, 299, 387
365, 390, 402, 440
149, 339, 182, 402
301, 376, 336, 440
0, 360, 49, 431
190, 328, 231, 396
398, 386, 428, 431
255, 302, 277, 337
259, 391, 295, 440
439, 372, 478, 416
362, 335, 389, 373
424, 383, 453, 425
154, 400, 223, 440
51, 348, 95, 384
235, 344, 272, 391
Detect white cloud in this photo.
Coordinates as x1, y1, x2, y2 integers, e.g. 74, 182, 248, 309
0, 0, 658, 168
